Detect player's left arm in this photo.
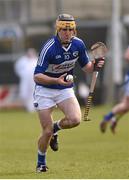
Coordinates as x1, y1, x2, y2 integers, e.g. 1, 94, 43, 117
77, 41, 104, 73
82, 58, 105, 73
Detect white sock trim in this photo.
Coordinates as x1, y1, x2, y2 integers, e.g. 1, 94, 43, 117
57, 120, 62, 130
38, 150, 46, 156
111, 117, 116, 122
53, 132, 58, 135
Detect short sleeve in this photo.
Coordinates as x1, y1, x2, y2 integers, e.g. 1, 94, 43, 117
78, 41, 89, 68
34, 45, 51, 74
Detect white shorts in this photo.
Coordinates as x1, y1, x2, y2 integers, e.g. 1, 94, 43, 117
33, 86, 76, 110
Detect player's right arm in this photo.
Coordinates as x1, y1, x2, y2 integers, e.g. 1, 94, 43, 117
34, 41, 72, 86
34, 73, 71, 86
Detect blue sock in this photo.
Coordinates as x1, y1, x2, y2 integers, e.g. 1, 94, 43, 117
104, 112, 114, 121
53, 121, 61, 134
37, 150, 46, 166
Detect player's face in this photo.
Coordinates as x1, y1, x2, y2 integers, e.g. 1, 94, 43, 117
58, 28, 75, 44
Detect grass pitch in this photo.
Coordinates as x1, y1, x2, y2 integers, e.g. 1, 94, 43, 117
0, 105, 129, 179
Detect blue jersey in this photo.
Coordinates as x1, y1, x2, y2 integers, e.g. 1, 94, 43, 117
34, 35, 89, 89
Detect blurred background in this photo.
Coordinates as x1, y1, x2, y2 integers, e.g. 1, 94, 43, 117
0, 0, 129, 109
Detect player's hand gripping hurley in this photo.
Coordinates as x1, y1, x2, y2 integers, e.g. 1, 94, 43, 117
84, 42, 108, 121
